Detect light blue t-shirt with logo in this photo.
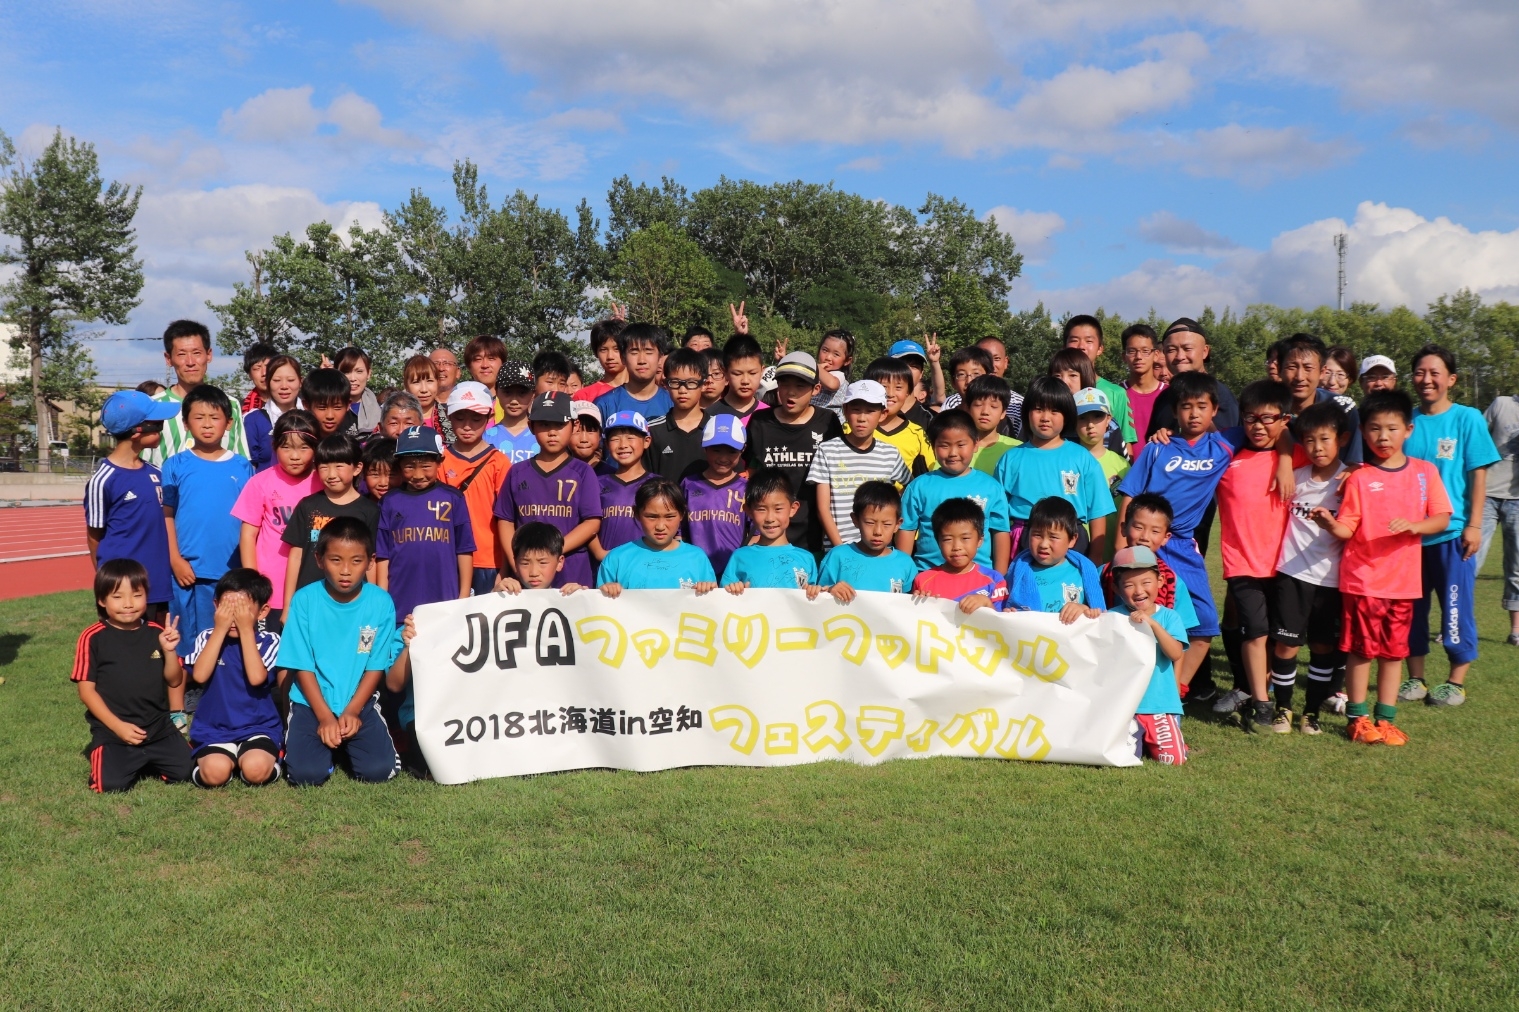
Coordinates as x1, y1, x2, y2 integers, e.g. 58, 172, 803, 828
1406, 403, 1500, 545
994, 440, 1114, 523
596, 539, 717, 590
899, 467, 1011, 570
276, 582, 401, 712
1031, 559, 1084, 612
1115, 603, 1189, 715
721, 544, 818, 589
817, 543, 919, 593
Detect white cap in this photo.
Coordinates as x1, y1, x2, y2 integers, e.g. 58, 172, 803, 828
841, 379, 888, 407
1359, 354, 1396, 377
445, 380, 495, 415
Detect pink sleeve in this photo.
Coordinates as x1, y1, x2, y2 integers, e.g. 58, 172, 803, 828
1338, 473, 1363, 531
1424, 462, 1454, 518
230, 473, 264, 526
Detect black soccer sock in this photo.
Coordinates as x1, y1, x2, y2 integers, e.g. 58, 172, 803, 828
1329, 651, 1347, 696
1270, 654, 1298, 710
1221, 625, 1247, 692
1304, 651, 1336, 715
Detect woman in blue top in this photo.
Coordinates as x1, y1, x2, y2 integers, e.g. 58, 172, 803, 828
993, 376, 1114, 558
597, 478, 720, 596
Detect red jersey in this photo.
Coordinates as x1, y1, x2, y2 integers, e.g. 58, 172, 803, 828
1215, 446, 1289, 578
912, 564, 1009, 611
1338, 458, 1452, 599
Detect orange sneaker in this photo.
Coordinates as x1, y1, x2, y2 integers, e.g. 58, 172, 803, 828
1375, 720, 1408, 746
1347, 715, 1384, 744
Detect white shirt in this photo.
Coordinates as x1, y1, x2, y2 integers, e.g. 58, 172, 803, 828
1276, 462, 1347, 588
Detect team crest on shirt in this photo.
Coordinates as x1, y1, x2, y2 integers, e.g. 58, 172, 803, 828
1062, 583, 1081, 604
1060, 470, 1079, 495
968, 494, 988, 510
357, 625, 377, 654
793, 568, 810, 588
1437, 437, 1457, 460
890, 578, 904, 593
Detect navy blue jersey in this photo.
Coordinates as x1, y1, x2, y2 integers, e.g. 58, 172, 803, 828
85, 461, 172, 604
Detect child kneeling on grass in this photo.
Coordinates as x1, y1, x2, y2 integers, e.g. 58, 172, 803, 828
597, 479, 719, 596
1108, 546, 1190, 765
73, 559, 193, 793
276, 516, 402, 786
185, 568, 283, 787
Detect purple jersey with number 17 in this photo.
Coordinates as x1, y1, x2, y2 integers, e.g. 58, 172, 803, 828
598, 472, 651, 555
682, 474, 748, 577
493, 457, 603, 587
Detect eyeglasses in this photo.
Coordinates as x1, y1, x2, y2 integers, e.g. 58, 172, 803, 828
1241, 413, 1286, 426
665, 378, 703, 391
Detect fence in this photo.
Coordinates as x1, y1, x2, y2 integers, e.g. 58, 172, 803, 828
0, 456, 101, 475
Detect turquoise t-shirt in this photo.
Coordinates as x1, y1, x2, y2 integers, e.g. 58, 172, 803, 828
1171, 573, 1200, 633
721, 544, 819, 589
1115, 603, 1189, 715
817, 543, 918, 593
994, 440, 1115, 522
1031, 559, 1084, 612
1406, 403, 1500, 545
899, 467, 1012, 571
276, 582, 401, 713
596, 539, 716, 589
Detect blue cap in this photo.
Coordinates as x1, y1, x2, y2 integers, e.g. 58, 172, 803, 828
394, 425, 445, 457
889, 340, 927, 361
1073, 387, 1112, 416
702, 413, 746, 449
604, 410, 649, 435
101, 390, 180, 435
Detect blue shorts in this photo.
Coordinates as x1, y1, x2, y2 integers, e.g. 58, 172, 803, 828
470, 567, 498, 596
1410, 538, 1478, 666
284, 697, 399, 787
169, 579, 219, 657
1159, 537, 1219, 638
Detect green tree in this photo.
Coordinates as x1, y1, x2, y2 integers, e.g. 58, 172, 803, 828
0, 128, 141, 461
609, 222, 717, 331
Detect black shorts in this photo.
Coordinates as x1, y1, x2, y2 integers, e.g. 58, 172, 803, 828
190, 734, 280, 763
1226, 575, 1274, 639
1270, 575, 1342, 648
85, 731, 193, 793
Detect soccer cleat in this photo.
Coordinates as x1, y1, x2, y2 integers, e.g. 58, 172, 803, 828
1375, 720, 1408, 746
1213, 688, 1250, 714
1426, 682, 1466, 707
1186, 682, 1219, 705
1506, 634, 1519, 647
1325, 692, 1348, 715
1397, 678, 1428, 702
1272, 707, 1294, 734
1247, 705, 1274, 734
1299, 712, 1322, 735
1346, 715, 1384, 744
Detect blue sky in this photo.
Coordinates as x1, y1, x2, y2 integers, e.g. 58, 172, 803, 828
3, 0, 1518, 383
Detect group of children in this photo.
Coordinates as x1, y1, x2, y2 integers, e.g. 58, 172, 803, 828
73, 315, 1499, 791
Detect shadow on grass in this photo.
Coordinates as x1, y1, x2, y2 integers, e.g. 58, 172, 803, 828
0, 632, 31, 670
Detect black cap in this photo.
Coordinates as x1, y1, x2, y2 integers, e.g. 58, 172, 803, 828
528, 391, 573, 424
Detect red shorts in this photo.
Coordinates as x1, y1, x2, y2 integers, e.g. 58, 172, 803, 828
1340, 593, 1414, 660
1133, 714, 1188, 765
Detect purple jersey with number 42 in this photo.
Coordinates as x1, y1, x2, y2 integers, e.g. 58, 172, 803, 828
494, 457, 603, 587
682, 474, 747, 577
376, 483, 475, 624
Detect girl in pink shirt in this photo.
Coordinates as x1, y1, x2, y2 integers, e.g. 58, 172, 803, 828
232, 410, 320, 621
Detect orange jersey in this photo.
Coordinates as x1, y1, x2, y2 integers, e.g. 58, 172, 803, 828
1215, 446, 1289, 579
1338, 458, 1452, 599
440, 444, 511, 571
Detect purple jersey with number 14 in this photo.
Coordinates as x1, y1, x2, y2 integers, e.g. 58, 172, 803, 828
682, 474, 748, 577
598, 472, 651, 555
494, 457, 603, 587
376, 483, 476, 624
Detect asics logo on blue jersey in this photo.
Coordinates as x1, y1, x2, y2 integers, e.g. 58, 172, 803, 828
1163, 456, 1215, 473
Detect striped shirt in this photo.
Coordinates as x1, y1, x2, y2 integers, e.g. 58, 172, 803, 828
140, 387, 249, 466
806, 437, 912, 547
942, 390, 1024, 435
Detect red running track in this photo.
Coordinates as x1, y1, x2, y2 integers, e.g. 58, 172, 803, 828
0, 505, 95, 600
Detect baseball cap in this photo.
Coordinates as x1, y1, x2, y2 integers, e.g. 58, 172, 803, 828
1109, 545, 1159, 571
841, 379, 888, 407
570, 400, 602, 427
889, 340, 927, 361
528, 392, 573, 424
1073, 387, 1112, 416
604, 410, 649, 435
444, 380, 495, 416
1359, 354, 1396, 377
394, 425, 445, 457
102, 390, 180, 434
774, 351, 819, 384
497, 361, 534, 390
702, 413, 746, 450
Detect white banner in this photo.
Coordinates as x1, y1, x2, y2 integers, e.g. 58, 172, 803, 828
411, 589, 1156, 784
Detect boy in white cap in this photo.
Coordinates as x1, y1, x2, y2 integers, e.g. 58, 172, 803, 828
439, 381, 511, 595
807, 379, 912, 550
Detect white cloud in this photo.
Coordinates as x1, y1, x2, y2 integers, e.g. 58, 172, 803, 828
1028, 201, 1519, 317
1136, 211, 1237, 253
985, 206, 1066, 262
219, 86, 418, 149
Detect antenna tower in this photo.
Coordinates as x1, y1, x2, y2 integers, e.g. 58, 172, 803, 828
1333, 233, 1348, 311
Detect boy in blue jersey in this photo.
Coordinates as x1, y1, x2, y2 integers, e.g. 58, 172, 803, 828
898, 410, 1012, 573
277, 516, 402, 786
161, 384, 254, 662
185, 569, 283, 787
722, 469, 820, 592
594, 323, 676, 421
1108, 546, 1190, 765
1006, 497, 1104, 621
1402, 345, 1501, 706
484, 361, 539, 464
819, 481, 919, 602
597, 479, 719, 595
913, 498, 1009, 613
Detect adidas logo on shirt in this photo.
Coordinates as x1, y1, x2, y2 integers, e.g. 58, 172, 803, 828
662, 446, 674, 454
122, 490, 138, 501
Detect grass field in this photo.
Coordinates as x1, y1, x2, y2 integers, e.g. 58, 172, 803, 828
2, 552, 1517, 1010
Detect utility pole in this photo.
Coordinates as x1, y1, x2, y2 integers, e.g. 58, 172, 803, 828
1333, 233, 1348, 311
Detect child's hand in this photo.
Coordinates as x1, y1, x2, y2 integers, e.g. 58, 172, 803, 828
925, 332, 941, 363
1388, 517, 1413, 534
805, 583, 824, 601
724, 581, 749, 595
1057, 602, 1094, 625
958, 595, 993, 614
401, 614, 418, 646
829, 581, 857, 604
213, 596, 238, 632
600, 582, 623, 599
317, 715, 344, 749
729, 300, 749, 335
494, 575, 523, 594
773, 335, 788, 361
1308, 506, 1335, 529
560, 583, 583, 595
231, 593, 258, 632
1128, 609, 1149, 627
171, 556, 197, 588
1149, 427, 1173, 444
157, 615, 181, 655
337, 713, 362, 740
115, 721, 148, 746
691, 581, 718, 595
912, 591, 931, 604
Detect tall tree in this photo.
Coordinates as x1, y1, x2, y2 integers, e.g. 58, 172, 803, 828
0, 128, 142, 461
609, 222, 716, 330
